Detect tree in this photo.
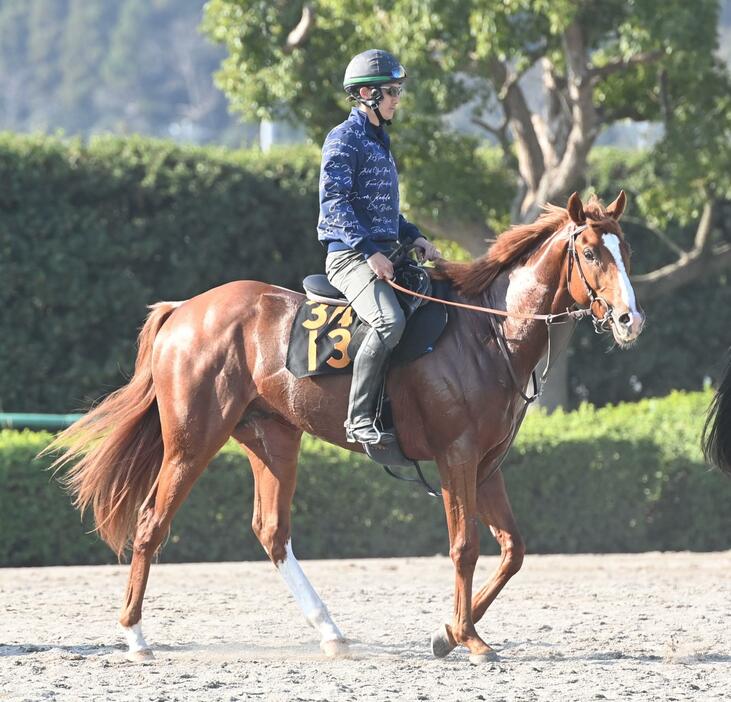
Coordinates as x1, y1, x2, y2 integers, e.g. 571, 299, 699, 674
0, 2, 30, 128
26, 0, 68, 131
0, 1, 240, 143
205, 0, 731, 408
58, 1, 118, 132
99, 0, 234, 140
205, 0, 729, 245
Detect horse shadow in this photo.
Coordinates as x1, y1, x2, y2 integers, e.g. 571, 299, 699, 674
0, 642, 124, 658
497, 638, 731, 665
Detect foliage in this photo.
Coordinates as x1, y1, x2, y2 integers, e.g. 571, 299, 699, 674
2, 391, 727, 567
506, 391, 730, 553
571, 146, 731, 405
0, 133, 727, 412
396, 120, 517, 244
0, 133, 322, 413
204, 1, 729, 226
0, 1, 243, 143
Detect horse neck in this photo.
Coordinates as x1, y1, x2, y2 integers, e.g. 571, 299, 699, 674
485, 228, 572, 374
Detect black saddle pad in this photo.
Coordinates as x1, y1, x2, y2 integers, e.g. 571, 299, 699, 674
286, 297, 448, 379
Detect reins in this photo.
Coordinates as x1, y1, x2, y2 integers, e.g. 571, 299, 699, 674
386, 279, 592, 325
380, 223, 612, 497
387, 223, 597, 326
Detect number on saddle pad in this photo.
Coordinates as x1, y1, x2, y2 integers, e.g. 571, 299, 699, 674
286, 301, 365, 377
285, 298, 449, 379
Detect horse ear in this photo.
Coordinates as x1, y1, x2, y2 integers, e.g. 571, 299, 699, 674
567, 192, 586, 224
606, 190, 627, 220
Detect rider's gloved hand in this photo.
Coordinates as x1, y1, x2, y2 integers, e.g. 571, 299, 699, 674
367, 252, 395, 280
413, 237, 441, 261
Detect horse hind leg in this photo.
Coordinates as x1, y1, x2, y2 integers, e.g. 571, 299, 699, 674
118, 441, 236, 659
234, 416, 348, 658
119, 393, 248, 660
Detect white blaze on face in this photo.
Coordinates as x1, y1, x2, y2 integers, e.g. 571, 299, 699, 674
602, 234, 639, 320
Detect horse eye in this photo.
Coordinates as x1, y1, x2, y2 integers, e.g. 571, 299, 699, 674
583, 248, 595, 262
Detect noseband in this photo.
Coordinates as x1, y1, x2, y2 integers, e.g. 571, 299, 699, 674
566, 224, 613, 334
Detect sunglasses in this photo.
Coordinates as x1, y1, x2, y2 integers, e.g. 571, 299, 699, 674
380, 85, 404, 97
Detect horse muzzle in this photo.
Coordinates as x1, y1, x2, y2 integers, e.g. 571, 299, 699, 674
610, 307, 645, 346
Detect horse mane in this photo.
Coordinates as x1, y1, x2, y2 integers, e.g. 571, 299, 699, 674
434, 195, 614, 298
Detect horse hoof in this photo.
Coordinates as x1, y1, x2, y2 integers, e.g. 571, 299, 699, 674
469, 650, 499, 665
321, 638, 350, 658
430, 624, 457, 659
127, 648, 154, 662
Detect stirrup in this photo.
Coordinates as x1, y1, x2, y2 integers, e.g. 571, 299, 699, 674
345, 422, 394, 445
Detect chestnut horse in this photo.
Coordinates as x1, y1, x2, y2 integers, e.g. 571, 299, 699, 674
49, 191, 644, 664
703, 351, 731, 476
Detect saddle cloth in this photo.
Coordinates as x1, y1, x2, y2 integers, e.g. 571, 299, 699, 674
286, 266, 448, 379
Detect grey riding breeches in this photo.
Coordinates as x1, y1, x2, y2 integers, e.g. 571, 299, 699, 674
325, 249, 406, 349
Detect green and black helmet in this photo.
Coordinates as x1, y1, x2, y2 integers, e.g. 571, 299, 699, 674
343, 49, 406, 95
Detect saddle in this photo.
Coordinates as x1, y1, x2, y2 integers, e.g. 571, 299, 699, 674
286, 261, 448, 468
286, 261, 447, 379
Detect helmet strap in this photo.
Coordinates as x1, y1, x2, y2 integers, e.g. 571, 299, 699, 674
355, 87, 391, 126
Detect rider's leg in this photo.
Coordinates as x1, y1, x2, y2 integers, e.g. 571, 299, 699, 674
326, 249, 405, 443
345, 326, 394, 442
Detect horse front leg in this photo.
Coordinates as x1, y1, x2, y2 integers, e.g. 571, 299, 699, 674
433, 452, 497, 665
472, 469, 525, 622
431, 467, 524, 661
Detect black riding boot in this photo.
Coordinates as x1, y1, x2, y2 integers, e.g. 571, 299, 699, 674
345, 327, 394, 445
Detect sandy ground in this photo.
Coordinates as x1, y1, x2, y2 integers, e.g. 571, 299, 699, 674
1, 552, 730, 702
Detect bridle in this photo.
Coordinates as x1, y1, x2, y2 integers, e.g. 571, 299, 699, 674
387, 222, 616, 331
381, 225, 620, 496
386, 222, 619, 403
566, 223, 614, 334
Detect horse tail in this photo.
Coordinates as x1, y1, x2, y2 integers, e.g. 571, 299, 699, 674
702, 352, 731, 477
46, 301, 182, 557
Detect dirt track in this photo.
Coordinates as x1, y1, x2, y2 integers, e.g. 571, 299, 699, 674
1, 552, 730, 701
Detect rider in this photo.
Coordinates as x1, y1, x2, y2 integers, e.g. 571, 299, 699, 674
318, 49, 440, 446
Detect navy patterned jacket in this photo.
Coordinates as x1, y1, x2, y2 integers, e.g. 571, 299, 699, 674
317, 108, 422, 258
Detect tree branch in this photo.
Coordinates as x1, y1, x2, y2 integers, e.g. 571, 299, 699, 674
632, 242, 731, 300
488, 56, 545, 192
631, 201, 725, 301
588, 49, 664, 85
502, 45, 548, 95
659, 68, 673, 128
622, 216, 686, 258
693, 197, 716, 252
471, 115, 512, 159
283, 4, 314, 54
541, 21, 598, 202
419, 215, 496, 258
536, 57, 571, 168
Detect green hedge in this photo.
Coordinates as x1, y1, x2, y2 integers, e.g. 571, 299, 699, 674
1, 134, 728, 413
0, 133, 322, 413
1, 390, 727, 567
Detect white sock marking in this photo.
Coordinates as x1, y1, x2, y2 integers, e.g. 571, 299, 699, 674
122, 622, 149, 653
276, 540, 343, 643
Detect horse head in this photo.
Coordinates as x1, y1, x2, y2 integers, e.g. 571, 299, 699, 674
565, 191, 645, 347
